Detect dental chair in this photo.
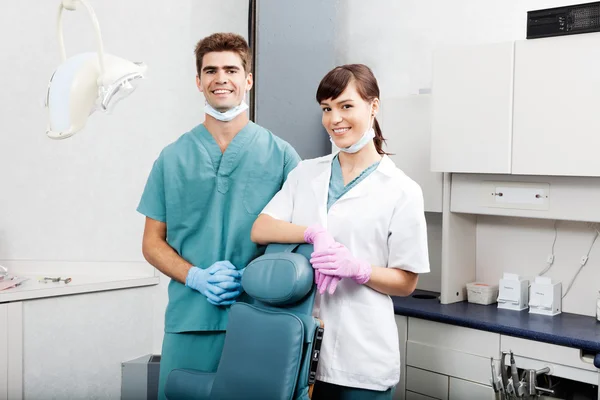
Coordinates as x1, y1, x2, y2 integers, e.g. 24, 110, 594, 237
164, 244, 324, 400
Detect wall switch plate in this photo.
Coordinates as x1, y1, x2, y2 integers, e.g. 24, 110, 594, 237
481, 181, 550, 210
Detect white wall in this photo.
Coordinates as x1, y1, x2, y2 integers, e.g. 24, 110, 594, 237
419, 212, 442, 293
1, 2, 188, 262
0, 0, 247, 263
334, 0, 587, 96
477, 217, 600, 317
1, 0, 248, 397
333, 0, 597, 301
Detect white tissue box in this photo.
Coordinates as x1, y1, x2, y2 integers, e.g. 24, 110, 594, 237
466, 282, 499, 305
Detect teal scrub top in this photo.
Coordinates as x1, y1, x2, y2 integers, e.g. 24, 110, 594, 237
137, 121, 300, 333
327, 154, 381, 212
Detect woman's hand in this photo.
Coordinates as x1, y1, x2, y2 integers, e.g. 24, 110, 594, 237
304, 225, 342, 294
310, 242, 372, 295
310, 244, 372, 285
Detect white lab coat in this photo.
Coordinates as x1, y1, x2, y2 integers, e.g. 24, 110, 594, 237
261, 153, 430, 391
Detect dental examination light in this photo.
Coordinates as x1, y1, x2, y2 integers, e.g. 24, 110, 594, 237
45, 0, 147, 139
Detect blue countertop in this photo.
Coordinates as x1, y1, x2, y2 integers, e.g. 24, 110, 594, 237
392, 290, 600, 355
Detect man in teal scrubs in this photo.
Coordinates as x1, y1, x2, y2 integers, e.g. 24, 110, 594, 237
137, 32, 300, 399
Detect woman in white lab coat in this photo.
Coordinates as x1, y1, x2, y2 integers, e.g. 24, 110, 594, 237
251, 64, 430, 399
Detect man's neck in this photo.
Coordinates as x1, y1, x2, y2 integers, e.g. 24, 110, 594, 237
203, 113, 250, 153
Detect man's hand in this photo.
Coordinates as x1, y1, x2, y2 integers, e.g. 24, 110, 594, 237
186, 261, 242, 306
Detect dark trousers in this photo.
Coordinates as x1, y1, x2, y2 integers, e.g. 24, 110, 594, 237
312, 380, 394, 400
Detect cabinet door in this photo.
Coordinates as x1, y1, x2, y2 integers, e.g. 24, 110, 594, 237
449, 377, 495, 400
431, 42, 514, 174
381, 95, 443, 212
512, 33, 600, 176
0, 302, 23, 400
406, 367, 449, 400
0, 304, 7, 400
394, 316, 408, 400
406, 318, 500, 385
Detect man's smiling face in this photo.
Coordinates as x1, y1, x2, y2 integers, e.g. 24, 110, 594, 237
197, 51, 253, 112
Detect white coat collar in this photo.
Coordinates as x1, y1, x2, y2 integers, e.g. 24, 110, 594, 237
315, 153, 397, 177
311, 154, 397, 222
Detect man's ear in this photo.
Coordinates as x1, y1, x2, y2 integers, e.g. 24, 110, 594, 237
245, 72, 253, 92
196, 75, 203, 93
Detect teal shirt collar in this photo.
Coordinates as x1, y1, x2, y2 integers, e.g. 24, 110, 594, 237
327, 154, 382, 211
193, 122, 259, 176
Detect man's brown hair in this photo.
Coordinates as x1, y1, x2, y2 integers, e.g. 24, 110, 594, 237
194, 33, 252, 76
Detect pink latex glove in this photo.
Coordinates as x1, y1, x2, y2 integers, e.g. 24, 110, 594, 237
304, 225, 335, 250
316, 273, 341, 295
304, 225, 341, 294
310, 244, 372, 285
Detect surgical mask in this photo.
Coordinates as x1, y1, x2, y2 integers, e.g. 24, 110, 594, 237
204, 100, 249, 122
332, 127, 376, 154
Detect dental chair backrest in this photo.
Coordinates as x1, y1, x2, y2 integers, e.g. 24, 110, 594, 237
165, 243, 323, 400
243, 243, 317, 315
213, 243, 322, 400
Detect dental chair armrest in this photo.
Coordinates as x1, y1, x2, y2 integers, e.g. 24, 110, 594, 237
164, 369, 215, 400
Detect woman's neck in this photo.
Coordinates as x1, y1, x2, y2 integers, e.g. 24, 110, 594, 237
338, 142, 382, 173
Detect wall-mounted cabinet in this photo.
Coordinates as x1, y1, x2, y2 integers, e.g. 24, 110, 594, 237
382, 95, 443, 212
430, 42, 514, 174
431, 33, 600, 178
512, 33, 600, 176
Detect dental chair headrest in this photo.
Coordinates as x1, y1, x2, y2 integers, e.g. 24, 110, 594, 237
242, 249, 314, 306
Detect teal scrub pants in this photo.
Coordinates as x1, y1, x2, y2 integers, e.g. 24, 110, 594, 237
313, 381, 393, 400
158, 331, 226, 400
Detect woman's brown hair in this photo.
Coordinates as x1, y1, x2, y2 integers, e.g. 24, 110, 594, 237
316, 64, 387, 155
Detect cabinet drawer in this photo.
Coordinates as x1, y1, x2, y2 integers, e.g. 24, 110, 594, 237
408, 318, 499, 357
406, 391, 440, 400
512, 354, 597, 385
406, 367, 448, 400
449, 377, 494, 400
406, 341, 495, 385
501, 336, 596, 372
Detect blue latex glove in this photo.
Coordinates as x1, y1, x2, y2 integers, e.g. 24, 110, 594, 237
186, 261, 242, 306
206, 261, 243, 306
